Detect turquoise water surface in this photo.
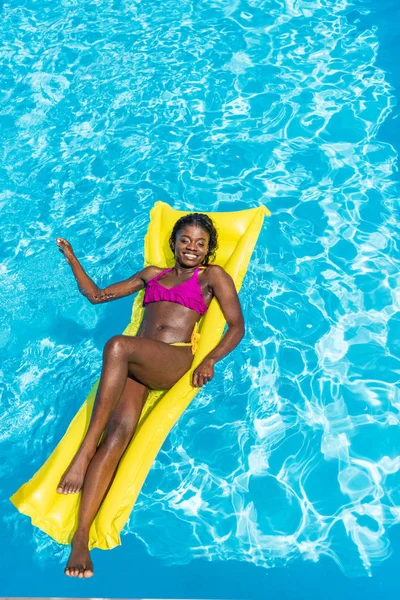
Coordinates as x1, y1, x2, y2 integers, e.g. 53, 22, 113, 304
1, 0, 400, 598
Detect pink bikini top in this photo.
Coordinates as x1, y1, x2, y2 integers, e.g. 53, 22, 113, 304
142, 267, 208, 316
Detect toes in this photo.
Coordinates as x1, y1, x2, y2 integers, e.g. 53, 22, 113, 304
65, 482, 80, 494
58, 480, 83, 495
57, 480, 66, 494
65, 564, 93, 578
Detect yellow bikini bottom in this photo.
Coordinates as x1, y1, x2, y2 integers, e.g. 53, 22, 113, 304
170, 321, 200, 355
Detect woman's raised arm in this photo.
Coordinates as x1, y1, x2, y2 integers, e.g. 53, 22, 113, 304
55, 237, 156, 304
87, 269, 150, 304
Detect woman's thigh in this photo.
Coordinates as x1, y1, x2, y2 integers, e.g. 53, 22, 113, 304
105, 335, 193, 390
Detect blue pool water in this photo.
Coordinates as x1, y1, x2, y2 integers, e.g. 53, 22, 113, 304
1, 0, 400, 598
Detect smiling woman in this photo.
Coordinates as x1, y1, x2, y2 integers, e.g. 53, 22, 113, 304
52, 212, 245, 578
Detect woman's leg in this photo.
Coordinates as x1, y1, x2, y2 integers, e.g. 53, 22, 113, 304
65, 376, 148, 578
57, 336, 192, 494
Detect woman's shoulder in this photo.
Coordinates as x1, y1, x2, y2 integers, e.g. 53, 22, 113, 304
146, 265, 166, 272
141, 265, 167, 284
200, 264, 228, 282
201, 263, 225, 270
201, 263, 224, 271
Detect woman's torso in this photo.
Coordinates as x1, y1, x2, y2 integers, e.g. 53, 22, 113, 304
136, 265, 214, 343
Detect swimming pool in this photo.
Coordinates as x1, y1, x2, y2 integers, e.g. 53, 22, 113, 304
1, 0, 399, 598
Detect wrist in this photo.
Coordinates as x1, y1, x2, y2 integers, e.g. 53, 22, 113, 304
205, 356, 217, 366
68, 253, 78, 267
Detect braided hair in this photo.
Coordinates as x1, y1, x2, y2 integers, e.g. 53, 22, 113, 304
169, 213, 218, 265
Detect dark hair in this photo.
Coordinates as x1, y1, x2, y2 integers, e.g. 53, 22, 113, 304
169, 213, 218, 265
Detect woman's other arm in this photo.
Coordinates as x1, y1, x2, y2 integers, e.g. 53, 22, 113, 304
55, 237, 156, 304
192, 265, 245, 387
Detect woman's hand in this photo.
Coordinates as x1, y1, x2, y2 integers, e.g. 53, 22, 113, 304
56, 238, 75, 264
192, 358, 215, 388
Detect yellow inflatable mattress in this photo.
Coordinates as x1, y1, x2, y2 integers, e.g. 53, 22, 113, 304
10, 201, 270, 550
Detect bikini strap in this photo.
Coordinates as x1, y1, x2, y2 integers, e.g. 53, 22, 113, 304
195, 266, 204, 278
154, 267, 173, 279
147, 267, 173, 285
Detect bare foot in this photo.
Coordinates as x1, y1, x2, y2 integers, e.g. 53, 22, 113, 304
57, 450, 93, 494
65, 534, 94, 578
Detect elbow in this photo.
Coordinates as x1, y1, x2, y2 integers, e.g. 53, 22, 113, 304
236, 316, 245, 341
227, 320, 245, 342
237, 319, 245, 343
86, 290, 103, 304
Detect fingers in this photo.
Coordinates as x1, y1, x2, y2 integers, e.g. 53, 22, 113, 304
192, 371, 213, 388
55, 237, 71, 249
55, 238, 74, 262
56, 239, 66, 252
192, 360, 215, 387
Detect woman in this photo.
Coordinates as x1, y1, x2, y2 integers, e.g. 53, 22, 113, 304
55, 213, 244, 578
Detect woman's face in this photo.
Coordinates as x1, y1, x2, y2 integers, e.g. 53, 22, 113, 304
174, 225, 210, 267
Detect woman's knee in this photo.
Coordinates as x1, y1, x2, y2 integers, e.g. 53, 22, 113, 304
101, 418, 136, 452
103, 335, 129, 359
103, 335, 136, 357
